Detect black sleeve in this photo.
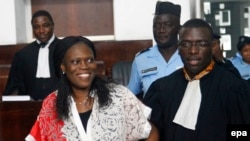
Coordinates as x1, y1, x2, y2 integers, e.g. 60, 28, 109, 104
143, 80, 164, 133
3, 53, 26, 95
227, 79, 250, 124
217, 59, 242, 79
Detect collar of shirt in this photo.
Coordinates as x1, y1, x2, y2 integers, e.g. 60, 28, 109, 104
239, 57, 250, 66
183, 60, 215, 81
36, 34, 55, 48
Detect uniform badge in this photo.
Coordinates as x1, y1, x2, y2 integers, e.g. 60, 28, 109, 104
141, 67, 157, 73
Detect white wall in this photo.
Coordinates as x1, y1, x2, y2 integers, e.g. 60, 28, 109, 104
0, 0, 31, 45
113, 0, 156, 41
15, 0, 31, 43
0, 0, 17, 45
0, 0, 196, 45
114, 0, 193, 41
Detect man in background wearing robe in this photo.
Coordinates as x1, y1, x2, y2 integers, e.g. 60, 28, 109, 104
3, 10, 60, 100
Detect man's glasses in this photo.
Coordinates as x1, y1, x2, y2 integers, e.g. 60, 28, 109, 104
178, 40, 211, 49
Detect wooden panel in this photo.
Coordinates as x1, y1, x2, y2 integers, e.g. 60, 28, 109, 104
31, 0, 114, 36
0, 44, 26, 64
0, 101, 42, 141
94, 40, 152, 77
96, 61, 106, 79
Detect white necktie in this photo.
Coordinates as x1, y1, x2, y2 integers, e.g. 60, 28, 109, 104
36, 43, 51, 78
173, 80, 201, 130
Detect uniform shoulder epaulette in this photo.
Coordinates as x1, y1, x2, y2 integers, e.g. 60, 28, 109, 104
230, 55, 239, 60
231, 56, 236, 59
135, 48, 150, 56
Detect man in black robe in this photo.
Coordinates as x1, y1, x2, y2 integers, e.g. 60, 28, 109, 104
3, 10, 60, 100
144, 18, 250, 141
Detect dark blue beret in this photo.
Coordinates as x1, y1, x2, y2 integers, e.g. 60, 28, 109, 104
237, 36, 250, 51
213, 33, 221, 39
155, 1, 181, 17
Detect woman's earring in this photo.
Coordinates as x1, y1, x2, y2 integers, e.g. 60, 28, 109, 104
62, 72, 65, 75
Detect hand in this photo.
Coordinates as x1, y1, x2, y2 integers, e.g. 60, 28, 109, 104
145, 122, 159, 141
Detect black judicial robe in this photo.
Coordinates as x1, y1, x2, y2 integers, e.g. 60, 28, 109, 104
215, 58, 241, 78
144, 64, 250, 141
3, 38, 60, 100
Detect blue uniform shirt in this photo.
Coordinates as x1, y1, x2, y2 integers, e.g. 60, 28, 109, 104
230, 55, 250, 80
128, 45, 183, 96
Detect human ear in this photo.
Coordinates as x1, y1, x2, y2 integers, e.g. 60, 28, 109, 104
60, 64, 66, 74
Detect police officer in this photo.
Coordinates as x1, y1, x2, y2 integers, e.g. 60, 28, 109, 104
128, 1, 183, 99
231, 35, 250, 81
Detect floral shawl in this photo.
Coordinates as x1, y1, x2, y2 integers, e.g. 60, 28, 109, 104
25, 84, 152, 141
